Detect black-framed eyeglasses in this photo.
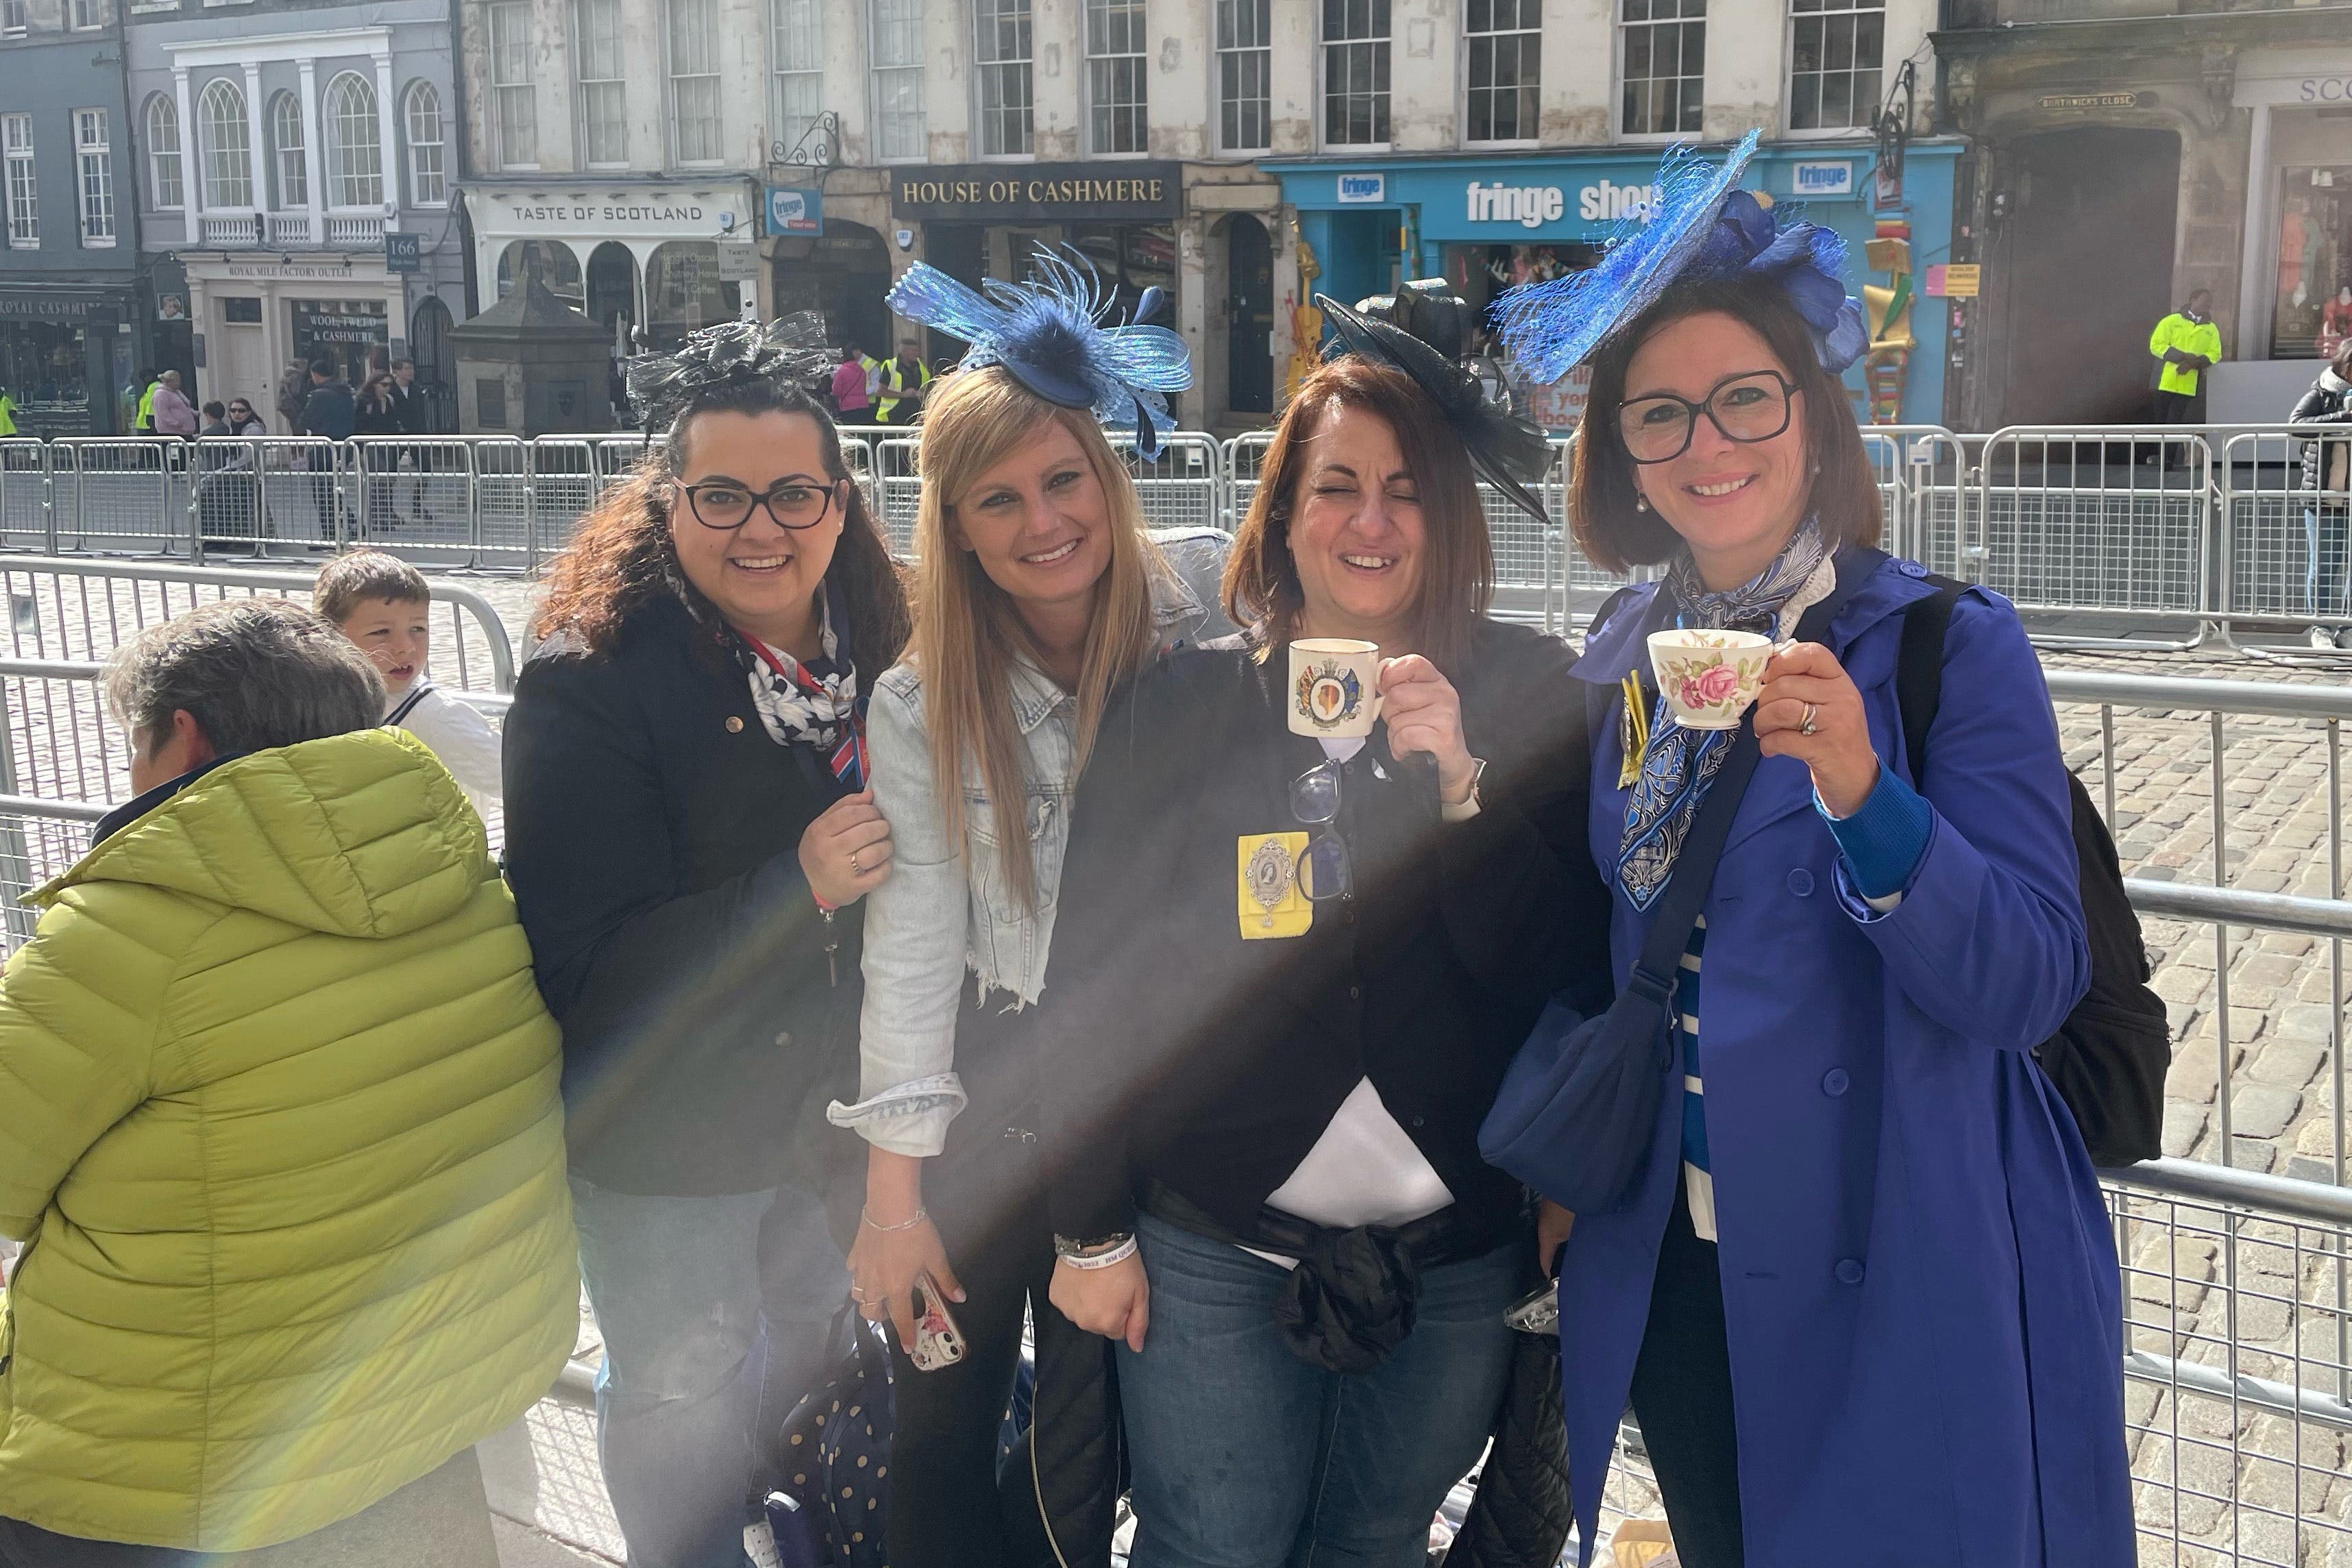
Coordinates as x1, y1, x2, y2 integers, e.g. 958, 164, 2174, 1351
1290, 762, 1351, 903
676, 476, 843, 531
1617, 370, 1802, 465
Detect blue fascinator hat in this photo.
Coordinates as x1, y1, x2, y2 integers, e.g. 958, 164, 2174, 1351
884, 247, 1192, 458
1316, 281, 1554, 526
1495, 130, 1870, 384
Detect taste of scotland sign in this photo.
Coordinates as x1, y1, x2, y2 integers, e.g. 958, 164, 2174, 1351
890, 162, 1181, 223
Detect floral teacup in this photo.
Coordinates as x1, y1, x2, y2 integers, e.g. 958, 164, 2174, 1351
1647, 628, 1774, 731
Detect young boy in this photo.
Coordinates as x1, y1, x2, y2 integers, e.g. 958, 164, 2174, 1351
314, 551, 504, 813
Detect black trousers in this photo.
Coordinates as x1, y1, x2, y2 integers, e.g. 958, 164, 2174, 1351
1626, 1186, 1745, 1568
883, 990, 1055, 1568
2152, 389, 2198, 425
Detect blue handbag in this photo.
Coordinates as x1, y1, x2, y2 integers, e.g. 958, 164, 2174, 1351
1480, 552, 1875, 1216
1478, 720, 1761, 1216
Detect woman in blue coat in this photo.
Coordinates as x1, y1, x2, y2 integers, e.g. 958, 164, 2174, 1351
1489, 136, 2133, 1567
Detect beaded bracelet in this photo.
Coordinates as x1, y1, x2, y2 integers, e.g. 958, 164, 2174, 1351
860, 1206, 929, 1234
1055, 1236, 1139, 1271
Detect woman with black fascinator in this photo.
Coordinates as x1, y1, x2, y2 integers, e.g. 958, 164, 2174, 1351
1035, 286, 1615, 1566
502, 315, 910, 1568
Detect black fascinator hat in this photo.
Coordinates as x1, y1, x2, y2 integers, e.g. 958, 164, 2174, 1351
626, 312, 837, 435
1316, 280, 1553, 526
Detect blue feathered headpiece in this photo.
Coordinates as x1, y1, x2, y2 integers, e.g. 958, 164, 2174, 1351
1496, 130, 1870, 382
884, 247, 1192, 458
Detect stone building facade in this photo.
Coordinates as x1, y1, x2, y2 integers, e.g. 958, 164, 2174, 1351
451, 0, 1952, 432
121, 0, 468, 428
0, 0, 143, 434
1934, 0, 2352, 427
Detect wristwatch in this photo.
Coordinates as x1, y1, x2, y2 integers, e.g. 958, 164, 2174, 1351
1053, 1232, 1134, 1260
1447, 757, 1488, 809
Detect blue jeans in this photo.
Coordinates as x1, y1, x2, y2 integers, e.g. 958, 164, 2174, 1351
1117, 1212, 1521, 1568
569, 1176, 850, 1568
2306, 505, 2349, 617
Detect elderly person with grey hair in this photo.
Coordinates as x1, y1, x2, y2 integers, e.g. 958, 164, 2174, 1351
0, 598, 578, 1567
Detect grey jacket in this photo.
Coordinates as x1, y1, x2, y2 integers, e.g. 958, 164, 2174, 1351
829, 528, 1234, 1156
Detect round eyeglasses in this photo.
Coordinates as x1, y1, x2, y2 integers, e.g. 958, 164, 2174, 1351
1616, 370, 1801, 465
676, 477, 842, 531
1290, 762, 1351, 903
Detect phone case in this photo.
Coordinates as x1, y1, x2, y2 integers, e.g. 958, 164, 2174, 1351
909, 1271, 967, 1372
1506, 1279, 1560, 1336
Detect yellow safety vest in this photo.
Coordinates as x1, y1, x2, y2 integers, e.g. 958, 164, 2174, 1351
0, 394, 16, 437
136, 382, 157, 430
875, 358, 931, 424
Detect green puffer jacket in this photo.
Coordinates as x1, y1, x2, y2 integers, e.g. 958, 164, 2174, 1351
0, 728, 577, 1552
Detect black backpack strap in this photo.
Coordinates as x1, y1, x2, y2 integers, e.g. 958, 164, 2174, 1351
1895, 576, 1966, 779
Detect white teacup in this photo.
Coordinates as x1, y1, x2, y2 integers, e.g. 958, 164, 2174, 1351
1647, 629, 1775, 731
1288, 637, 1382, 739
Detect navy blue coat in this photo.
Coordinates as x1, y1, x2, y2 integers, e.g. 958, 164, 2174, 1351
1556, 552, 2132, 1567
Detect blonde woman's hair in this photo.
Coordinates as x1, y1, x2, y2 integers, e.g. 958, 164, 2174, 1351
910, 366, 1164, 909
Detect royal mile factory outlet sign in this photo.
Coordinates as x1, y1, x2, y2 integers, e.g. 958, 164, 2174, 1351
890, 163, 1181, 225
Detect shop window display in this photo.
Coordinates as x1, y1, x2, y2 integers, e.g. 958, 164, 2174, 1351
0, 322, 91, 430
1069, 222, 1175, 326
2275, 166, 2352, 361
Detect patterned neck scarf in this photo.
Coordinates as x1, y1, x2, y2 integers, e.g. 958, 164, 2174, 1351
1615, 517, 1833, 910
739, 580, 868, 788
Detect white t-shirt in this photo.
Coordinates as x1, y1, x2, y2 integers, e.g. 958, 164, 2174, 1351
1260, 735, 1458, 1234
387, 680, 503, 818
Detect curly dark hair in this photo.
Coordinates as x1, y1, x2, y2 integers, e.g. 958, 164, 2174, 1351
533, 377, 910, 678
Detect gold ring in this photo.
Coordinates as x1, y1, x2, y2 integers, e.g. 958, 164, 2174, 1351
1800, 702, 1819, 736
849, 850, 863, 875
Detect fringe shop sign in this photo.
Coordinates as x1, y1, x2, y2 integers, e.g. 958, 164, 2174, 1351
890, 164, 1182, 224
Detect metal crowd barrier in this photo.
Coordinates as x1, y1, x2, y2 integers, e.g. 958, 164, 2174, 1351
12, 425, 2352, 658
0, 559, 515, 817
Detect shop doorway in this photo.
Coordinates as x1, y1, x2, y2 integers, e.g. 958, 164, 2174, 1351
1994, 126, 2181, 426
1225, 215, 1273, 417
411, 296, 455, 432
586, 243, 639, 344
769, 222, 892, 363
212, 295, 271, 421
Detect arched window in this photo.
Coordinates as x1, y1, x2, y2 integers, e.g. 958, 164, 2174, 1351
324, 71, 381, 208
403, 81, 445, 206
268, 90, 306, 208
144, 94, 182, 210
197, 77, 250, 209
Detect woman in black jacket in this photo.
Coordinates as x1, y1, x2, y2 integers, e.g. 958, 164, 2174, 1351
1041, 308, 1613, 1567
503, 317, 910, 1568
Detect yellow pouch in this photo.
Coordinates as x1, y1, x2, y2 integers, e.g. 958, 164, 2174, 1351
1238, 832, 1312, 940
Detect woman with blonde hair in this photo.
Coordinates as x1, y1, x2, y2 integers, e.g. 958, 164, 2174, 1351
826, 254, 1226, 1567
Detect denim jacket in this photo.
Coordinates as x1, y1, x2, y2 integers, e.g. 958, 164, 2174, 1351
829, 528, 1234, 1157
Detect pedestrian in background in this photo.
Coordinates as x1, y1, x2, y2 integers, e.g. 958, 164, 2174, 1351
0, 598, 576, 1567
504, 315, 910, 1568
198, 400, 230, 437
2148, 289, 2222, 428
149, 369, 197, 438
299, 359, 355, 541
276, 358, 309, 433
830, 341, 872, 421
133, 368, 159, 433
2294, 341, 2352, 642
1491, 133, 2130, 1568
874, 337, 931, 425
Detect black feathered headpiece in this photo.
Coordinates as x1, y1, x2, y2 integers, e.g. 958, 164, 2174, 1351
625, 313, 836, 434
1316, 282, 1553, 526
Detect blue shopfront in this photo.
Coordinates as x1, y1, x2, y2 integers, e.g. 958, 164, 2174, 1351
1266, 141, 1962, 428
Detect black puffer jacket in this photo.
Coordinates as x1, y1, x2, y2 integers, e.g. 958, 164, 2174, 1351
2292, 368, 2352, 495
504, 592, 863, 1196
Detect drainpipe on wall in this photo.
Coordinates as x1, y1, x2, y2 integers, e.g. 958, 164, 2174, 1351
448, 0, 478, 318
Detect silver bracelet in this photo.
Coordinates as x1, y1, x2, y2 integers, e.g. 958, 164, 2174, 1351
1056, 1236, 1139, 1271
860, 1205, 929, 1234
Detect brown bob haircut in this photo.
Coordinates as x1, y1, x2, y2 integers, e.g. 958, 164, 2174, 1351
1567, 272, 1882, 574
1224, 355, 1493, 674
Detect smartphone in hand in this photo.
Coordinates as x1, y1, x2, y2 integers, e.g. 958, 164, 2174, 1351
908, 1270, 967, 1372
